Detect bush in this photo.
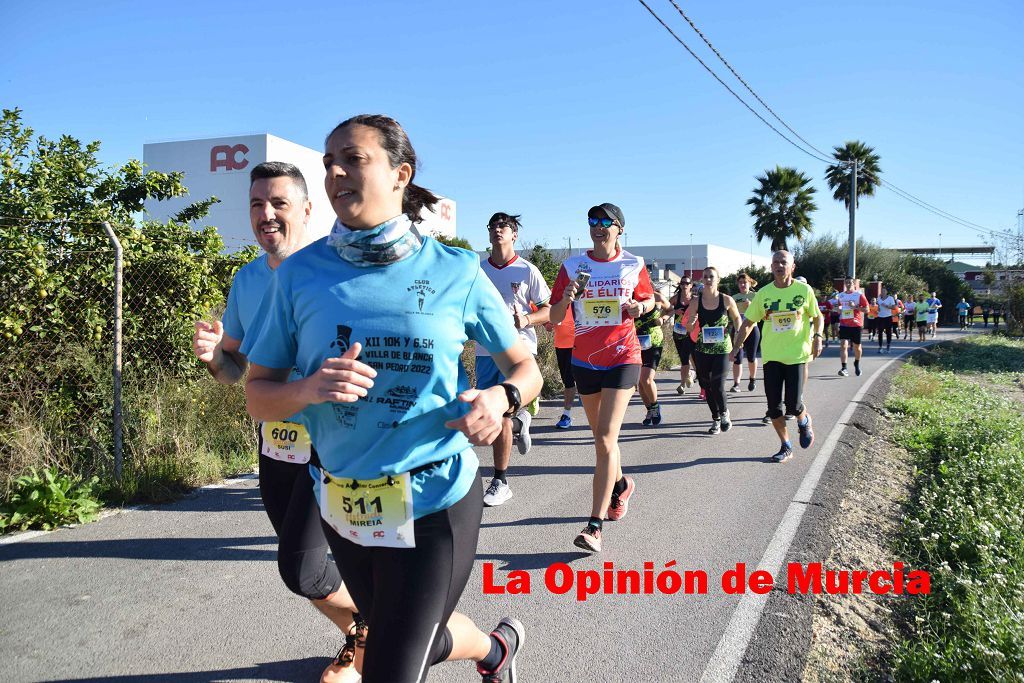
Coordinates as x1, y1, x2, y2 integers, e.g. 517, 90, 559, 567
117, 371, 257, 503
885, 338, 1024, 681
0, 466, 101, 531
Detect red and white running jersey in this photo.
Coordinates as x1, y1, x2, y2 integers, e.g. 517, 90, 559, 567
551, 249, 654, 370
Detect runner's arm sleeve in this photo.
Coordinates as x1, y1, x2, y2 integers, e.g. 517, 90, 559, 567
529, 264, 552, 307
634, 264, 654, 302
548, 266, 571, 324
464, 266, 521, 356
240, 271, 298, 371
744, 289, 766, 323
221, 271, 245, 341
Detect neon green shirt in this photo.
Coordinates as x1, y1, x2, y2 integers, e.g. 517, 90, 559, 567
745, 280, 819, 365
733, 291, 756, 316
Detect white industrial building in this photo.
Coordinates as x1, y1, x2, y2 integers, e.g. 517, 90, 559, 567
625, 243, 772, 282
143, 134, 456, 250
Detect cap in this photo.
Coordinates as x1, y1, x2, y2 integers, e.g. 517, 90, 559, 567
588, 202, 625, 228
795, 276, 808, 283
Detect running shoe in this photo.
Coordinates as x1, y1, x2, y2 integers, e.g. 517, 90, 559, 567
762, 413, 772, 425
708, 420, 721, 435
838, 367, 849, 377
771, 443, 794, 463
651, 405, 662, 426
720, 410, 732, 432
642, 407, 657, 426
729, 382, 741, 393
886, 345, 891, 353
573, 525, 602, 553
555, 414, 572, 429
798, 415, 814, 449
699, 388, 706, 401
515, 410, 532, 455
675, 382, 686, 395
854, 362, 862, 377
525, 396, 540, 416
321, 618, 366, 683
483, 478, 513, 507
748, 379, 756, 391
606, 475, 635, 521
478, 617, 526, 683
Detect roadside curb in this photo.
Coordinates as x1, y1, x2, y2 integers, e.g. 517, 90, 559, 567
733, 341, 950, 682
0, 471, 258, 547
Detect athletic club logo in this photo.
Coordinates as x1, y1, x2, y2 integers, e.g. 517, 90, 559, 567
510, 281, 521, 295
407, 279, 436, 315
330, 325, 353, 354
792, 295, 806, 308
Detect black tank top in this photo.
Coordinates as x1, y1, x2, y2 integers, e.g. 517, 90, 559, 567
698, 292, 727, 327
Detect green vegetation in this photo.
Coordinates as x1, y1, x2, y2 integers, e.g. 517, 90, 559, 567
0, 467, 101, 532
792, 234, 972, 319
885, 336, 1024, 681
1, 107, 256, 525
825, 140, 882, 209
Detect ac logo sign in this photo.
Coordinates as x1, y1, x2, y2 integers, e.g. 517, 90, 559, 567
210, 144, 249, 172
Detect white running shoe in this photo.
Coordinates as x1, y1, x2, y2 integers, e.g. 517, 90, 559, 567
483, 478, 513, 507
515, 409, 532, 455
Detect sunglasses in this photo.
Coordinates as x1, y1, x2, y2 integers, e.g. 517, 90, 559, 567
588, 217, 617, 228
487, 222, 514, 232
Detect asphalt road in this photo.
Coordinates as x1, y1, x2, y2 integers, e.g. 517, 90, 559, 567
0, 328, 971, 683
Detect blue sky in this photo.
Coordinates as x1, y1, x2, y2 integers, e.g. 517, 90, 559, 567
3, 0, 1022, 259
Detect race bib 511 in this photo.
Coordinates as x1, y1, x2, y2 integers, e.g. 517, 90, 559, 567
320, 472, 415, 548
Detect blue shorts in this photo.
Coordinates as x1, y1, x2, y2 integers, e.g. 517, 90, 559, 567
475, 355, 506, 390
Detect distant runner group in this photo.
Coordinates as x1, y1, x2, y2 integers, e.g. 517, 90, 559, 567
191, 113, 958, 683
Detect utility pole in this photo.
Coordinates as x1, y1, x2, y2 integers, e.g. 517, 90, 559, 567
847, 160, 857, 278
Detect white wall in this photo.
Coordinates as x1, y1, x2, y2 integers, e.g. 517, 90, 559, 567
144, 134, 268, 250
266, 135, 334, 242
144, 133, 457, 250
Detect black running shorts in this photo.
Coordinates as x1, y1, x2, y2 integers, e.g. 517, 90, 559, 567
640, 345, 663, 370
573, 363, 641, 395
838, 326, 862, 345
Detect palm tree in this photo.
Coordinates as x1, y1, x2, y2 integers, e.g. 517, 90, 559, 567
825, 141, 882, 209
746, 166, 818, 252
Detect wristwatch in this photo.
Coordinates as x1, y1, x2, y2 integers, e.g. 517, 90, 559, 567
499, 382, 521, 417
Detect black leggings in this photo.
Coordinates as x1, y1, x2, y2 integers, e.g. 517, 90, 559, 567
763, 361, 806, 420
555, 346, 575, 389
321, 481, 483, 683
258, 453, 342, 601
877, 317, 893, 347
733, 324, 761, 364
673, 334, 696, 367
694, 351, 729, 419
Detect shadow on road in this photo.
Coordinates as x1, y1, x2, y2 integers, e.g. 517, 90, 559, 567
476, 550, 591, 571
159, 486, 266, 514
60, 656, 326, 682
0, 535, 277, 563
481, 515, 589, 529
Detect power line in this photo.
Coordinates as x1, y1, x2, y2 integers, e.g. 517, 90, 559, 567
639, 0, 1017, 244
634, 0, 837, 167
877, 179, 1020, 241
664, 0, 837, 162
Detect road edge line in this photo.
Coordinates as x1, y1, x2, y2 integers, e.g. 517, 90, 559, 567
699, 337, 949, 682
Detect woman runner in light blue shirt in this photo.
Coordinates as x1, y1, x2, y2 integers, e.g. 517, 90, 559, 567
243, 115, 540, 683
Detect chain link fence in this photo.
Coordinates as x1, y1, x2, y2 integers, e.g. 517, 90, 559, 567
0, 220, 258, 502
